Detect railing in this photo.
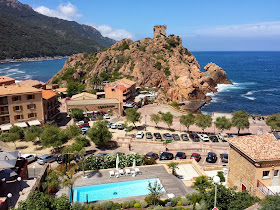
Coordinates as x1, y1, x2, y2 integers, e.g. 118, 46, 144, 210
257, 179, 275, 196
0, 111, 9, 115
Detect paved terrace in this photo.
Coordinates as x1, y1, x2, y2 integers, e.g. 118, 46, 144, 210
58, 165, 196, 203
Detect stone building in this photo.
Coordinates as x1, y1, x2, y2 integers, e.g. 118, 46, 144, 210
0, 76, 15, 86
41, 90, 60, 122
228, 133, 280, 198
153, 25, 167, 39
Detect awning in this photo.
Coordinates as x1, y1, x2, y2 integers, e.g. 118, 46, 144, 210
13, 122, 28, 128
0, 160, 17, 169
0, 169, 18, 179
0, 124, 12, 131
27, 120, 41, 126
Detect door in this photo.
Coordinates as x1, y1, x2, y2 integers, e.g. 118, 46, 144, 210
242, 184, 247, 191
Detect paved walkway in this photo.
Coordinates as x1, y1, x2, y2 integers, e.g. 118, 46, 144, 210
177, 164, 200, 181
57, 165, 196, 203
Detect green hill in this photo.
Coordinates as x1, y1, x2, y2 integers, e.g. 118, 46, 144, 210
0, 0, 116, 60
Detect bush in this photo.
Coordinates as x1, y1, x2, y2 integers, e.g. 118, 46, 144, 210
153, 206, 163, 210
129, 200, 138, 208
164, 67, 171, 77
121, 201, 130, 209
75, 136, 90, 147
170, 197, 181, 207
101, 201, 114, 209
177, 201, 182, 206
56, 163, 76, 173
155, 61, 162, 70
181, 197, 191, 206
140, 200, 148, 208
134, 202, 141, 208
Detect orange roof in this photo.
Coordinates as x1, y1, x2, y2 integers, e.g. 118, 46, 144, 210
105, 84, 127, 91
0, 76, 15, 82
228, 133, 280, 161
0, 84, 41, 95
41, 90, 56, 99
17, 79, 44, 87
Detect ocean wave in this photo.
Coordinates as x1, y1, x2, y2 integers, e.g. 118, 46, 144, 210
241, 94, 256, 100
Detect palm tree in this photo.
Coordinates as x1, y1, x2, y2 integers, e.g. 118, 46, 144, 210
60, 165, 80, 200
168, 162, 179, 175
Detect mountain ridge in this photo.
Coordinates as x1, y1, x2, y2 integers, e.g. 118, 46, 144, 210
0, 0, 116, 60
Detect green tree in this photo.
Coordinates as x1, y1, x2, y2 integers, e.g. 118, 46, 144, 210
192, 176, 211, 193
7, 133, 20, 149
87, 121, 112, 145
265, 114, 280, 131
9, 125, 24, 139
217, 171, 226, 182
90, 75, 102, 89
231, 110, 249, 135
125, 108, 141, 128
67, 82, 85, 97
215, 116, 232, 132
147, 180, 163, 205
64, 125, 81, 139
70, 108, 84, 121
24, 126, 42, 146
168, 162, 179, 175
195, 114, 212, 132
261, 194, 280, 210
40, 126, 68, 148
75, 136, 90, 147
150, 114, 161, 128
42, 169, 60, 194
161, 112, 173, 129
180, 112, 196, 132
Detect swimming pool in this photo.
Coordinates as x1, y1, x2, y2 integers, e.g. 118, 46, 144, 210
71, 178, 165, 202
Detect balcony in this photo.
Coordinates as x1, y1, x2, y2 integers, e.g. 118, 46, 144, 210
0, 98, 8, 106
0, 111, 9, 116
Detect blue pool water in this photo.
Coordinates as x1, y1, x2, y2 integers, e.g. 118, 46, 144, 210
71, 178, 165, 202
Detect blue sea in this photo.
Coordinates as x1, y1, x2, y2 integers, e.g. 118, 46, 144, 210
0, 52, 279, 115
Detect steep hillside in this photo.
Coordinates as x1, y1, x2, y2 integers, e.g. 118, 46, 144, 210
48, 35, 231, 104
0, 0, 116, 60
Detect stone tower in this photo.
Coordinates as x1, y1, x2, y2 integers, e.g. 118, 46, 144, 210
153, 25, 167, 39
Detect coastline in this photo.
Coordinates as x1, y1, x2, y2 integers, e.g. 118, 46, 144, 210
0, 56, 69, 64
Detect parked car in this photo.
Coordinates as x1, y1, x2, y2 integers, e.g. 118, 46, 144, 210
111, 124, 117, 129
146, 152, 159, 159
21, 154, 37, 163
210, 135, 219, 142
190, 153, 201, 162
172, 134, 180, 141
218, 133, 228, 142
81, 127, 89, 135
136, 131, 144, 139
189, 133, 200, 142
146, 132, 153, 139
115, 152, 125, 155
75, 121, 84, 126
200, 134, 210, 142
78, 122, 89, 128
154, 133, 162, 139
181, 134, 189, 141
57, 155, 80, 164
220, 153, 229, 163
206, 152, 218, 163
107, 122, 113, 128
103, 114, 110, 119
160, 152, 174, 160
117, 123, 124, 130
163, 133, 173, 141
37, 154, 58, 165
228, 134, 238, 138
95, 153, 110, 156
175, 152, 186, 160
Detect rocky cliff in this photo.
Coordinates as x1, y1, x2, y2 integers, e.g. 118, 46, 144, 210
48, 35, 231, 105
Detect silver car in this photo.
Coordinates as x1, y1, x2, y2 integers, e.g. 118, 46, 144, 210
37, 154, 58, 165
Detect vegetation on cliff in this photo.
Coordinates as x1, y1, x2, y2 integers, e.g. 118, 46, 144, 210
0, 0, 115, 60
49, 34, 231, 103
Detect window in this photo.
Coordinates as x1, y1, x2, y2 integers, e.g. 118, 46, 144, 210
15, 106, 20, 111
274, 170, 279, 177
27, 104, 35, 109
27, 94, 34, 100
28, 113, 36, 118
12, 96, 21, 101
16, 115, 21, 120
263, 171, 270, 179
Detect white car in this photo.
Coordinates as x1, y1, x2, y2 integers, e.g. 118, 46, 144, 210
75, 121, 84, 126
103, 114, 110, 119
21, 154, 37, 163
200, 134, 210, 142
111, 124, 117, 129
218, 133, 229, 142
136, 131, 144, 139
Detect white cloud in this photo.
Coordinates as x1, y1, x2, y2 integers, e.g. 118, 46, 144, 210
183, 21, 280, 38
91, 24, 133, 41
34, 2, 81, 21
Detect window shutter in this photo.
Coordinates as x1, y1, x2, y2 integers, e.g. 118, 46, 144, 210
21, 114, 23, 119
28, 113, 30, 118
20, 106, 23, 110
13, 107, 15, 111
34, 113, 37, 117
14, 116, 17, 120
33, 95, 35, 99
19, 96, 21, 100
27, 105, 29, 109
34, 104, 36, 108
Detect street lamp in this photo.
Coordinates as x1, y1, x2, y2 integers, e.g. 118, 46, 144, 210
145, 115, 147, 131
213, 176, 220, 208
17, 177, 22, 194
32, 165, 36, 178
7, 193, 12, 208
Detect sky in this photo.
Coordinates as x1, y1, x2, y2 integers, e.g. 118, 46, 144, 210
19, 0, 280, 51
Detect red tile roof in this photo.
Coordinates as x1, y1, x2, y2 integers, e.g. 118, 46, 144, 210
228, 133, 280, 161
105, 84, 127, 91
41, 90, 56, 100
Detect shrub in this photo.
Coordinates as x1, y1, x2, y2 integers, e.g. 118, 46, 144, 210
140, 200, 148, 208
170, 197, 181, 207
155, 61, 162, 70
181, 197, 191, 206
88, 90, 97, 95
163, 67, 171, 77
75, 136, 90, 147
177, 201, 182, 206
134, 202, 141, 208
101, 201, 114, 209
56, 163, 76, 173
129, 200, 138, 208
139, 45, 146, 52
122, 201, 130, 209
153, 206, 163, 210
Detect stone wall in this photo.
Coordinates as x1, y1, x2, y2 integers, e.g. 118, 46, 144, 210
153, 25, 167, 39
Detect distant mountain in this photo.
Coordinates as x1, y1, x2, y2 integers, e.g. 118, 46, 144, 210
0, 0, 116, 60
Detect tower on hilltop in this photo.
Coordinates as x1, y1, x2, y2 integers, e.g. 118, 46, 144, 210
153, 25, 167, 39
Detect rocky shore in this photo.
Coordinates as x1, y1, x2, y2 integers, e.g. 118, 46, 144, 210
0, 56, 69, 64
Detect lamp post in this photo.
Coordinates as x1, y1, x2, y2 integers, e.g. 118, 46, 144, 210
17, 177, 22, 194
7, 193, 12, 208
32, 165, 36, 178
145, 115, 147, 131
213, 176, 220, 208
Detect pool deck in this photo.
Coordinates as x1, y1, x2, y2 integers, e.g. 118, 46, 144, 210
57, 165, 196, 203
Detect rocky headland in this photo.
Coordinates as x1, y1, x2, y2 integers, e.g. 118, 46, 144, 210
48, 35, 232, 111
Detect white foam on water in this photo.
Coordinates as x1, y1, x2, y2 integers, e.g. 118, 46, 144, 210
241, 87, 280, 101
